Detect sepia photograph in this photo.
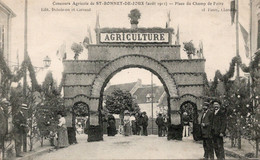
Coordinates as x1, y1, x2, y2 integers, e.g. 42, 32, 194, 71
0, 0, 259, 159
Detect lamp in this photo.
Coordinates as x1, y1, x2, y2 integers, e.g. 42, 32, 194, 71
43, 56, 51, 68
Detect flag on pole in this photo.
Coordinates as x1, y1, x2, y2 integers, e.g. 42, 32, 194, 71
56, 42, 66, 61
175, 25, 180, 45
239, 23, 250, 58
95, 12, 100, 29
87, 26, 93, 44
166, 11, 171, 28
230, 0, 236, 25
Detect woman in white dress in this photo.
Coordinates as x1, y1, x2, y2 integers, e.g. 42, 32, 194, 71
56, 113, 69, 148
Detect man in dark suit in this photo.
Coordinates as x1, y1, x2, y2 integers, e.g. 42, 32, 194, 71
212, 101, 227, 160
142, 112, 148, 136
13, 105, 28, 157
201, 102, 214, 160
155, 113, 164, 137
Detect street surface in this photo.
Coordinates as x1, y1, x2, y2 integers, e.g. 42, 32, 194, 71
34, 134, 229, 159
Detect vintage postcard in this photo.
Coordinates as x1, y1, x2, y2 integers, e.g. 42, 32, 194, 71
0, 0, 259, 159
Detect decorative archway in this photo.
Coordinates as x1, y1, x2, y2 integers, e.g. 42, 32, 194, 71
91, 54, 178, 99
86, 55, 180, 141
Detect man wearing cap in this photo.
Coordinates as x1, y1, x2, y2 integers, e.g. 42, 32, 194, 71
212, 101, 227, 160
13, 104, 28, 157
201, 102, 214, 160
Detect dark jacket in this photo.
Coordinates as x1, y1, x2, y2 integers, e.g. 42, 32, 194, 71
201, 110, 213, 138
182, 114, 190, 125
13, 111, 27, 134
212, 109, 227, 136
143, 115, 148, 126
156, 116, 164, 126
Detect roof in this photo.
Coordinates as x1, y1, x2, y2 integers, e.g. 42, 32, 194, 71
133, 86, 164, 103
104, 82, 137, 96
0, 1, 16, 17
158, 93, 168, 106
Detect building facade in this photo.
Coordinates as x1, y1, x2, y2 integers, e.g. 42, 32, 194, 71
251, 0, 260, 54
0, 1, 15, 87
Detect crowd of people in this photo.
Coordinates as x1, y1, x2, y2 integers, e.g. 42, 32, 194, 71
106, 111, 151, 136
11, 101, 226, 159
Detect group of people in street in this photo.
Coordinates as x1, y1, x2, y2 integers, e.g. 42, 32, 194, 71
130, 111, 149, 136
155, 113, 168, 137
106, 111, 150, 136
201, 100, 227, 160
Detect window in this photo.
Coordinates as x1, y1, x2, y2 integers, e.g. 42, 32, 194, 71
146, 93, 154, 102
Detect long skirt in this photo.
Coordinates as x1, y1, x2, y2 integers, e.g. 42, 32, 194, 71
57, 126, 69, 148
124, 123, 131, 136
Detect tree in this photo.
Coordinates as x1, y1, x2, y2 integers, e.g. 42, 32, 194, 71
128, 9, 141, 25
36, 72, 64, 145
183, 41, 196, 59
105, 89, 137, 114
71, 42, 83, 60
105, 89, 140, 125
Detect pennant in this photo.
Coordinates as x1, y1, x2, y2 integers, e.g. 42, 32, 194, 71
95, 12, 100, 29
198, 41, 204, 58
87, 26, 93, 44
175, 25, 180, 45
230, 0, 236, 25
166, 11, 171, 28
239, 23, 250, 58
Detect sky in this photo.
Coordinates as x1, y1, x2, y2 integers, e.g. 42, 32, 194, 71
2, 0, 251, 86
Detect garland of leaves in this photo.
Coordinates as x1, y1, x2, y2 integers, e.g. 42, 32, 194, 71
0, 50, 40, 92
209, 56, 240, 95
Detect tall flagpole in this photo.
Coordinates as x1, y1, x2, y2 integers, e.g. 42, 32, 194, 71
236, 0, 240, 80
23, 0, 28, 152
151, 73, 154, 135
249, 0, 252, 61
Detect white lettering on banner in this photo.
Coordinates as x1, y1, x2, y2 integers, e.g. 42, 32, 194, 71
100, 32, 169, 43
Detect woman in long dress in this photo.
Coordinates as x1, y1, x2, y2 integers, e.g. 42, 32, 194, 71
123, 110, 131, 136
56, 113, 69, 148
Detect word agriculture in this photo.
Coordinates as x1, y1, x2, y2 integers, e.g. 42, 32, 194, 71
100, 32, 169, 43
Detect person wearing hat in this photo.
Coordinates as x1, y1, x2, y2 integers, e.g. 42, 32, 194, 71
212, 100, 227, 160
156, 113, 164, 137
13, 104, 28, 157
123, 110, 131, 136
201, 102, 214, 160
